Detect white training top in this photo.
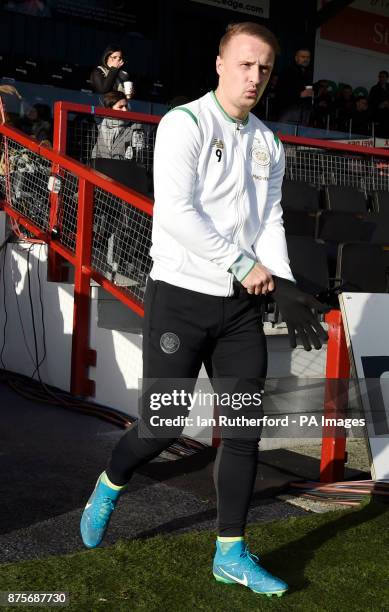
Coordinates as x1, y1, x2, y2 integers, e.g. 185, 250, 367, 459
150, 90, 294, 297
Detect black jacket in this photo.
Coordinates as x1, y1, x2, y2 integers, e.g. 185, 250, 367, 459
90, 66, 122, 94
369, 83, 389, 114
90, 45, 130, 94
278, 63, 313, 112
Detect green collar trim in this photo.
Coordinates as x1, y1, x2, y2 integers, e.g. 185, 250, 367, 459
211, 91, 249, 127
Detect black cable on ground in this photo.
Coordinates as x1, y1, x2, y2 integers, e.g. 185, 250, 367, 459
26, 245, 42, 382
11, 246, 37, 370
31, 243, 47, 378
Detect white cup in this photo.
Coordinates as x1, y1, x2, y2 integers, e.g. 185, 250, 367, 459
305, 85, 313, 90
123, 81, 133, 97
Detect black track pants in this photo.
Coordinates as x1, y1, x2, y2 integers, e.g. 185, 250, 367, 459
107, 278, 267, 536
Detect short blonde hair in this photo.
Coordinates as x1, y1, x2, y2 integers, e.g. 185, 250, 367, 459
219, 22, 280, 57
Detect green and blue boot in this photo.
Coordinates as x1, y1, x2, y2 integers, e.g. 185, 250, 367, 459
213, 539, 288, 597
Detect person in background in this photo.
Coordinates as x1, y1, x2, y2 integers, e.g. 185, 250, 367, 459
91, 90, 146, 281
18, 103, 52, 143
373, 98, 389, 138
90, 44, 134, 102
312, 79, 334, 130
351, 96, 372, 136
277, 48, 314, 126
369, 71, 389, 138
369, 71, 389, 116
91, 91, 143, 161
335, 84, 355, 132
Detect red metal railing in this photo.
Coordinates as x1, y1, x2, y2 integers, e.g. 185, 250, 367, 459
52, 99, 389, 159
0, 120, 153, 397
3, 103, 387, 480
280, 133, 389, 158
320, 311, 350, 482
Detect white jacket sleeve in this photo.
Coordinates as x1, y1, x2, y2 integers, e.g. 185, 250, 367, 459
253, 141, 295, 282
153, 110, 242, 271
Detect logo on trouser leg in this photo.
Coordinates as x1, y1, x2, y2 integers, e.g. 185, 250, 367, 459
160, 332, 180, 354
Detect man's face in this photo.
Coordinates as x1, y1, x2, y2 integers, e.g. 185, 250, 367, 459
379, 72, 388, 85
356, 98, 368, 112
295, 50, 311, 67
216, 34, 275, 115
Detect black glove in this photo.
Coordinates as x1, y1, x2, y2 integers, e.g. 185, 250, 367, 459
271, 276, 330, 351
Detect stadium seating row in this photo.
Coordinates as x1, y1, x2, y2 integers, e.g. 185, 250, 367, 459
286, 236, 388, 296
282, 182, 389, 245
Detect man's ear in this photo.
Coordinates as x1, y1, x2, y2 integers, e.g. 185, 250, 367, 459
216, 55, 223, 77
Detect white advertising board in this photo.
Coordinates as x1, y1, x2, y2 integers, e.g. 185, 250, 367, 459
190, 0, 269, 19
340, 293, 389, 481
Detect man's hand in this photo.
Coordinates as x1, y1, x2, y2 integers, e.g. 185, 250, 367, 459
0, 85, 22, 99
242, 263, 274, 295
271, 276, 330, 351
300, 88, 313, 98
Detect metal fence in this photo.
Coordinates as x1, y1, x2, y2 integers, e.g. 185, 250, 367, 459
284, 144, 389, 192
0, 137, 52, 232
0, 122, 153, 309
91, 186, 152, 303
3, 108, 389, 396
3, 110, 389, 308
62, 105, 389, 194
0, 119, 154, 394
66, 112, 157, 174
1, 107, 154, 305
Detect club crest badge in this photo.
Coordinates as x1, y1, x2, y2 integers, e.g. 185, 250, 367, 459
160, 332, 180, 354
251, 144, 270, 167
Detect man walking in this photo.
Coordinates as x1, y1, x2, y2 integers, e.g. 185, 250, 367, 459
81, 22, 327, 598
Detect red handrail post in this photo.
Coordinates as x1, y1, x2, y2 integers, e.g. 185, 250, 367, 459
320, 309, 351, 482
48, 101, 69, 281
70, 177, 96, 396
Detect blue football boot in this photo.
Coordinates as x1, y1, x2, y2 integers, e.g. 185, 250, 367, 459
80, 473, 123, 548
213, 540, 288, 597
